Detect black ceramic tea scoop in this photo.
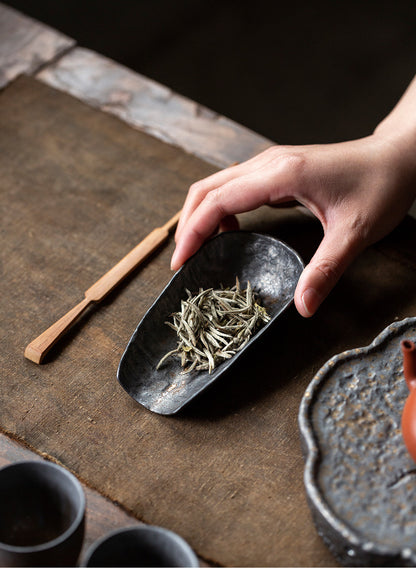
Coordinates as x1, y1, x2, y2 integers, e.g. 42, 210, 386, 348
117, 231, 304, 415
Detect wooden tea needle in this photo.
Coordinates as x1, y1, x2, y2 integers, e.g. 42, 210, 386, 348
24, 210, 182, 364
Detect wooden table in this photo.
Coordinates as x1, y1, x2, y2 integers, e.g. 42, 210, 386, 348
1, 2, 415, 568
0, 2, 273, 567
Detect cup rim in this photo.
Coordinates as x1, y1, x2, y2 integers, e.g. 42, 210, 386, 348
82, 524, 199, 567
0, 460, 85, 554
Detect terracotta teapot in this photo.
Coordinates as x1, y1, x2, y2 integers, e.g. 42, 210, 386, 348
401, 339, 416, 461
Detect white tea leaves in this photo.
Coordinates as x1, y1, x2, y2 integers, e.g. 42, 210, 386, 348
157, 278, 270, 374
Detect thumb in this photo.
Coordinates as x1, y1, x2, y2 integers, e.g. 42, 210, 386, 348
294, 226, 362, 317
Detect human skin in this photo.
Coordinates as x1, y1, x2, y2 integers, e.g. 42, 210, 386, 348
171, 76, 416, 317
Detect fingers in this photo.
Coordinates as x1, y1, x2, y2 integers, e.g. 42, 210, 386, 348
294, 225, 363, 317
175, 155, 268, 242
175, 146, 290, 242
171, 162, 296, 270
171, 175, 265, 270
175, 163, 243, 242
170, 136, 408, 315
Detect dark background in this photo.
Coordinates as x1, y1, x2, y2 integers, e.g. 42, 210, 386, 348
5, 0, 416, 145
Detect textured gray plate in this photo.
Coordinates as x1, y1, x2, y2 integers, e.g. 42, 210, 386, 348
117, 231, 304, 414
299, 317, 416, 566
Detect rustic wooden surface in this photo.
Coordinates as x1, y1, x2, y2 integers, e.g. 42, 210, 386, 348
0, 2, 415, 568
0, 2, 74, 88
0, 2, 271, 567
36, 47, 273, 168
0, 2, 150, 567
0, 75, 339, 567
2, 74, 416, 567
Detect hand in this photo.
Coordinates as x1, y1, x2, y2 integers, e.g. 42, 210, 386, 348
171, 135, 416, 317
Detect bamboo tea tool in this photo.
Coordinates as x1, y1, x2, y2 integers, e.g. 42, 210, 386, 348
24, 211, 182, 364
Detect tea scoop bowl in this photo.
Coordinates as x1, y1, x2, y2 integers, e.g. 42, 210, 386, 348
117, 231, 304, 415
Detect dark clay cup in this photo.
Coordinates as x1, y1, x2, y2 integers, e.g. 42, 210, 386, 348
82, 525, 199, 567
0, 461, 85, 567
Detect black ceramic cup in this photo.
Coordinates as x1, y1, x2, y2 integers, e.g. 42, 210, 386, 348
0, 460, 85, 567
83, 525, 199, 567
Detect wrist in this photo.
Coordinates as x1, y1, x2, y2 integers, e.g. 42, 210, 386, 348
374, 116, 416, 155
373, 76, 416, 188
372, 122, 416, 204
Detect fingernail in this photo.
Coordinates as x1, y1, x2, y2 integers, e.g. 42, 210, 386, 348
301, 288, 320, 317
170, 249, 179, 271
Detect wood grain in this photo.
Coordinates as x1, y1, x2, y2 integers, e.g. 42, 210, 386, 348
36, 47, 273, 168
0, 2, 74, 88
